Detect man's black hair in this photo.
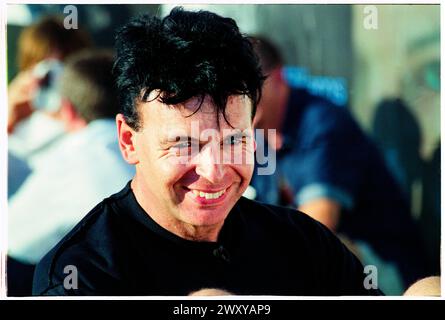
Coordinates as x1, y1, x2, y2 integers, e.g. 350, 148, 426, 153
113, 7, 265, 130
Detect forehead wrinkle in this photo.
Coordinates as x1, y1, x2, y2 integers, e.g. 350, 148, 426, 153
142, 94, 252, 137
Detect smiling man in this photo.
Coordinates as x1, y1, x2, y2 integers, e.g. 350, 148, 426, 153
32, 7, 381, 296
118, 92, 256, 242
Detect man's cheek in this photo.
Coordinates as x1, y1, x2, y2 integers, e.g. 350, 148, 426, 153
163, 155, 192, 168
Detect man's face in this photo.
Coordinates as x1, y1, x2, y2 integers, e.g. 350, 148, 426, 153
128, 94, 254, 239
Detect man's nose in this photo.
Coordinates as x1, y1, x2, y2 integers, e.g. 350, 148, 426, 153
195, 143, 225, 183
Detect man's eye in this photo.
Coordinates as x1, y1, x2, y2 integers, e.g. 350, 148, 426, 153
224, 136, 244, 146
174, 141, 192, 149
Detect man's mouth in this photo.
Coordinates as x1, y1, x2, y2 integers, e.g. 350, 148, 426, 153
182, 186, 231, 204
190, 188, 227, 200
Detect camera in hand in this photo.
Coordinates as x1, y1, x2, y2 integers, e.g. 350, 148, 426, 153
32, 59, 64, 112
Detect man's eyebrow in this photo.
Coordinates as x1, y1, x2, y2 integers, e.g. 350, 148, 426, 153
222, 130, 252, 140
160, 135, 198, 146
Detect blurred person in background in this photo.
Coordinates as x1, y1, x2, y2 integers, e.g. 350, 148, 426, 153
249, 36, 428, 295
8, 15, 92, 182
7, 15, 92, 296
8, 50, 134, 296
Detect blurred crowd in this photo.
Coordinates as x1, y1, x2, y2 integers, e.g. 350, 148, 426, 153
6, 5, 440, 296
7, 15, 134, 295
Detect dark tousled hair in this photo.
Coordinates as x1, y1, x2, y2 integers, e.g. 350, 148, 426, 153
113, 7, 265, 130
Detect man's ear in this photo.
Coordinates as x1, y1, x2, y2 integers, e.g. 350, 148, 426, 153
273, 66, 286, 84
116, 113, 139, 165
59, 98, 86, 131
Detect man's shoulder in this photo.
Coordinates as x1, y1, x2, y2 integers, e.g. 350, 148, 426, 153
237, 197, 334, 242
32, 184, 132, 295
291, 88, 346, 116
238, 196, 317, 223
237, 197, 382, 295
289, 88, 361, 137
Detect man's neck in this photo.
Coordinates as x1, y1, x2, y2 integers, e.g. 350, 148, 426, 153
66, 119, 87, 132
131, 177, 224, 242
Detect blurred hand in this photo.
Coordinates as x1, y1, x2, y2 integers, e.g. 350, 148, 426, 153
404, 276, 441, 296
188, 288, 233, 296
8, 70, 38, 134
298, 198, 341, 232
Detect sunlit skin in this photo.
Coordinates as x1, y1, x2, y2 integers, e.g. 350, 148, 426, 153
117, 94, 255, 242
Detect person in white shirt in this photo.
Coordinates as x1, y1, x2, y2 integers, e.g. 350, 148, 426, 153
7, 16, 93, 205
8, 50, 134, 269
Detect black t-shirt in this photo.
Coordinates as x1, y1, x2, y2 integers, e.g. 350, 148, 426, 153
33, 182, 382, 296
251, 89, 427, 287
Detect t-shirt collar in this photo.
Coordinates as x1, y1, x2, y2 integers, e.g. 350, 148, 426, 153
123, 181, 240, 252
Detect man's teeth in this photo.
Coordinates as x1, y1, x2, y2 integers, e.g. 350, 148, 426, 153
191, 189, 226, 199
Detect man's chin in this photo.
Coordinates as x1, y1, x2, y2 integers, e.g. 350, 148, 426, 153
176, 184, 244, 226
180, 206, 231, 227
